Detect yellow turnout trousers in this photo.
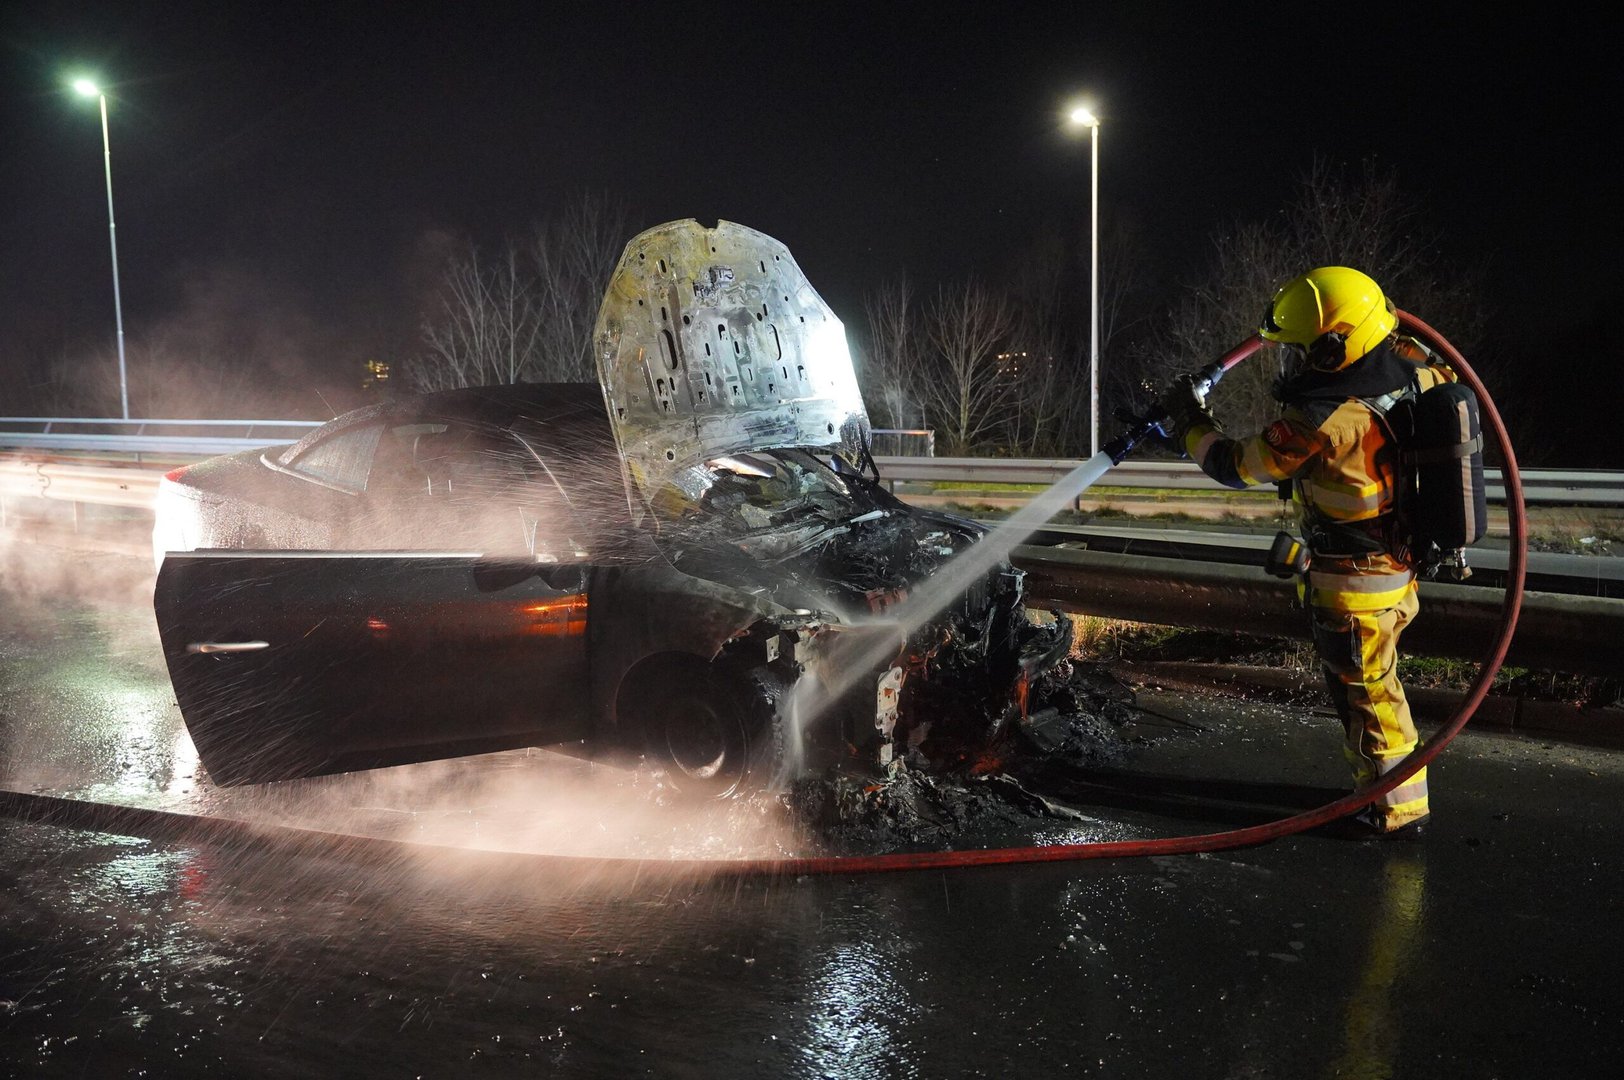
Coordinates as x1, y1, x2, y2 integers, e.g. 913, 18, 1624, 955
1309, 584, 1429, 830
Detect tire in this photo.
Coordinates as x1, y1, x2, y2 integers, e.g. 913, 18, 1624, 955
626, 657, 783, 798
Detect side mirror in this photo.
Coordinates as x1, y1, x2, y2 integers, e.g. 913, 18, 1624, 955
471, 556, 588, 594
471, 557, 543, 593
538, 563, 587, 592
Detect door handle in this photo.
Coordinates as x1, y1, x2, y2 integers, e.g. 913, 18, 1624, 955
186, 641, 270, 654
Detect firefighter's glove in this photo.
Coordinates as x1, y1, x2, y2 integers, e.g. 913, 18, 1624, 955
1161, 374, 1214, 442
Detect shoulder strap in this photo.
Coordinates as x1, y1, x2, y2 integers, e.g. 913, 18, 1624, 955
1356, 394, 1400, 442
1356, 367, 1421, 445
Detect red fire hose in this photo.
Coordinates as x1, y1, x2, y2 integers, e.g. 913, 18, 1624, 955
1, 312, 1525, 877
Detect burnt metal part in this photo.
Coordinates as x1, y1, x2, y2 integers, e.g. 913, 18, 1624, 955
642, 445, 1074, 770
790, 770, 1088, 853
593, 219, 870, 507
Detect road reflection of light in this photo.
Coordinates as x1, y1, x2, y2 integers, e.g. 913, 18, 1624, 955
1036, 817, 1145, 845
92, 843, 194, 897
802, 938, 917, 1079
167, 729, 201, 797
77, 843, 242, 999
107, 690, 172, 800
66, 677, 194, 806
1327, 854, 1429, 1079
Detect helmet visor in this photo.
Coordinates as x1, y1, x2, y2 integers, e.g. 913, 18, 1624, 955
1261, 301, 1284, 338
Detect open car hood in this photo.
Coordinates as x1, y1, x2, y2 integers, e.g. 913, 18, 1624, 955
593, 220, 870, 506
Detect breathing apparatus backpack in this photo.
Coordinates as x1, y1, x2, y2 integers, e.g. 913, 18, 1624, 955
1264, 363, 1488, 583
1363, 376, 1489, 579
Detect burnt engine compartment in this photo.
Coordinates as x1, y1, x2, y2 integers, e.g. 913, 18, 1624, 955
650, 448, 1074, 769
652, 448, 970, 607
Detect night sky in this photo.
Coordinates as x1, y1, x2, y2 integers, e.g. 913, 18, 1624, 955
1, 4, 1612, 462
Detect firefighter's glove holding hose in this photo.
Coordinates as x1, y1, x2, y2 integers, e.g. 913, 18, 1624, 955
1161, 373, 1215, 443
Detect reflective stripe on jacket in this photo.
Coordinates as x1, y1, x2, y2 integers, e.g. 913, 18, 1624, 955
1181, 350, 1456, 612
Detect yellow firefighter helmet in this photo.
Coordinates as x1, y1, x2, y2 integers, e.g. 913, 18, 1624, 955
1259, 266, 1397, 370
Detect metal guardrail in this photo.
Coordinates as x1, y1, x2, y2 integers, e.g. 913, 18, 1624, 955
873, 456, 1624, 507
0, 460, 162, 510
1011, 545, 1624, 678
0, 417, 321, 456
1, 421, 1622, 507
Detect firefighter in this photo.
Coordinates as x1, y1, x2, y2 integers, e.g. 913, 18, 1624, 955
1165, 267, 1454, 837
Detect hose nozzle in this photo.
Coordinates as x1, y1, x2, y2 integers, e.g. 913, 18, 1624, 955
1102, 336, 1266, 465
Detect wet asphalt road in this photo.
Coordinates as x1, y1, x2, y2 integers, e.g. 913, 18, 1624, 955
3, 543, 1624, 1078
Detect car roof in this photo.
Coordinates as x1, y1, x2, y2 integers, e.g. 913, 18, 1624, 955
275, 383, 614, 464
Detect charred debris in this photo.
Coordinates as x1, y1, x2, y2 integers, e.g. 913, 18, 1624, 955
651, 446, 1139, 845
787, 664, 1141, 854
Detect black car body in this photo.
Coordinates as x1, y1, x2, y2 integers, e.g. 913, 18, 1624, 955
153, 221, 1071, 791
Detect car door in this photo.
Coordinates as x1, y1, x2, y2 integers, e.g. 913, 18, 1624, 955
155, 551, 592, 785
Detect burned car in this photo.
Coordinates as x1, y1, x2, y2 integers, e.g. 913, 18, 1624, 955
153, 220, 1072, 792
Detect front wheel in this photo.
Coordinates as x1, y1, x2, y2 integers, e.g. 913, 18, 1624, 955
622, 657, 784, 798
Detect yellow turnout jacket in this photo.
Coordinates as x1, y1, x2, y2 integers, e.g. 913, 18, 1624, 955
1181, 341, 1456, 612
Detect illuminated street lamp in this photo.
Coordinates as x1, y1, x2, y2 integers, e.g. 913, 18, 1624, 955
72, 78, 130, 420
1068, 105, 1101, 456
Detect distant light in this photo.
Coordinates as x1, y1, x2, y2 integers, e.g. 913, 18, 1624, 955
1069, 106, 1099, 127
72, 78, 100, 97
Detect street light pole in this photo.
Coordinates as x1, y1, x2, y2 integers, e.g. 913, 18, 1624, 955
1069, 106, 1101, 456
74, 79, 129, 420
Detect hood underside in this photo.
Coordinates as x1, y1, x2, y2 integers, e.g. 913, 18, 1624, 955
592, 219, 870, 506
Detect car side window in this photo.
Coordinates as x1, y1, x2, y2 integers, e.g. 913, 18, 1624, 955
285, 424, 383, 493
368, 423, 449, 497
367, 422, 587, 558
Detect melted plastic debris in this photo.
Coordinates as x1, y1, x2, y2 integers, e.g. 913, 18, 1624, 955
1009, 662, 1139, 763
789, 769, 1083, 853
788, 664, 1137, 852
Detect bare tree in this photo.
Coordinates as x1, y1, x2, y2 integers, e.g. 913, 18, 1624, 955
992, 218, 1151, 457
1098, 214, 1150, 367
1138, 157, 1489, 435
1158, 220, 1294, 432
23, 268, 337, 420
531, 191, 630, 383
858, 275, 925, 431
1004, 236, 1079, 456
408, 239, 543, 391
1284, 157, 1487, 355
32, 328, 291, 420
408, 192, 631, 390
918, 279, 1016, 455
